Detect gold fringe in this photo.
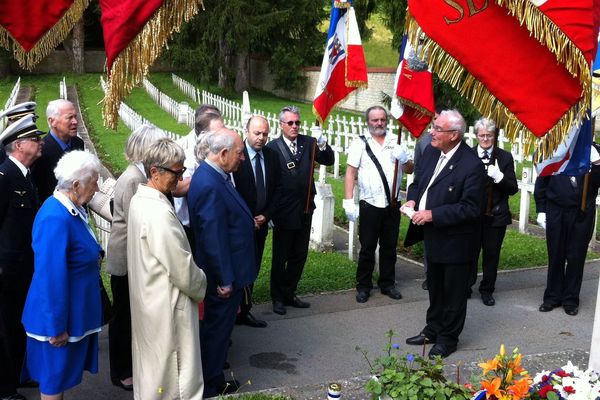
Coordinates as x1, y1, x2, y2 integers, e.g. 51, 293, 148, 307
0, 0, 89, 70
405, 12, 588, 160
103, 0, 204, 129
496, 0, 591, 95
333, 1, 351, 9
397, 97, 434, 119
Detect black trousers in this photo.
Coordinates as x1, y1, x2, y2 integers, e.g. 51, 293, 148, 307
469, 223, 507, 295
422, 260, 469, 347
108, 274, 132, 384
270, 215, 312, 301
240, 224, 268, 315
0, 274, 30, 396
544, 204, 595, 307
356, 201, 400, 291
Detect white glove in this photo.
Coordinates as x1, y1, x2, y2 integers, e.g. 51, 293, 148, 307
311, 126, 327, 148
591, 145, 600, 164
391, 143, 410, 164
537, 212, 546, 230
487, 160, 504, 183
343, 199, 359, 222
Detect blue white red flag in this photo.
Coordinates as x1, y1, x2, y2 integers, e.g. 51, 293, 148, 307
390, 35, 434, 138
313, 0, 367, 125
535, 109, 592, 177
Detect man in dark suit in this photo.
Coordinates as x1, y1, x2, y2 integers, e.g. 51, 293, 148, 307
233, 115, 280, 328
0, 115, 43, 400
188, 128, 258, 397
534, 142, 600, 316
32, 99, 84, 202
402, 109, 486, 359
0, 102, 37, 166
266, 105, 334, 315
468, 118, 518, 306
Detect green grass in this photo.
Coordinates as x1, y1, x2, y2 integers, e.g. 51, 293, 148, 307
124, 86, 190, 136
363, 14, 398, 68
0, 76, 18, 106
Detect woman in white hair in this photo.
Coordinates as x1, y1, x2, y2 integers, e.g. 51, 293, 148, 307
127, 138, 206, 399
21, 150, 103, 400
105, 124, 166, 391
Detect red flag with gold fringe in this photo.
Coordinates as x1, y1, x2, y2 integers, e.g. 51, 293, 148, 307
0, 0, 89, 70
406, 0, 598, 157
100, 0, 204, 129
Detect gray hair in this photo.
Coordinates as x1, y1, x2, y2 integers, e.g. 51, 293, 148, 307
194, 112, 223, 136
206, 129, 236, 155
440, 109, 467, 137
194, 132, 211, 163
279, 105, 301, 122
194, 104, 221, 121
142, 138, 185, 177
4, 141, 17, 155
46, 99, 74, 120
54, 150, 102, 191
125, 124, 167, 163
365, 105, 388, 121
474, 117, 496, 135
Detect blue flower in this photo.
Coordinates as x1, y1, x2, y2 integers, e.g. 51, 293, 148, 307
407, 354, 415, 362
392, 343, 400, 350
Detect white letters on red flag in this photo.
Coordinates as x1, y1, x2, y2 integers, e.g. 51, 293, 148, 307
313, 0, 368, 125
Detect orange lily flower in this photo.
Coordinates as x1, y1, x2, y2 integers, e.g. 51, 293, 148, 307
481, 377, 502, 399
507, 378, 531, 399
479, 358, 500, 375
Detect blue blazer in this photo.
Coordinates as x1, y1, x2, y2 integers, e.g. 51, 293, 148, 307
188, 162, 257, 289
406, 141, 486, 264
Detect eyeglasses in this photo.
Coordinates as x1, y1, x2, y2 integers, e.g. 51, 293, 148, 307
282, 120, 301, 127
27, 136, 42, 142
158, 166, 187, 178
477, 134, 494, 139
431, 125, 457, 133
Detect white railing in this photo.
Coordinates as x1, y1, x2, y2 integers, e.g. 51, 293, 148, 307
59, 77, 67, 100
142, 78, 195, 128
1, 77, 21, 131
99, 76, 181, 141
172, 73, 200, 103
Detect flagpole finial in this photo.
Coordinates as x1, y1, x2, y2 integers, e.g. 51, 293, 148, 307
333, 0, 351, 8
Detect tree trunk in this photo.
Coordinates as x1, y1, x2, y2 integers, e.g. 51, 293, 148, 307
218, 38, 234, 91
0, 49, 11, 78
71, 19, 85, 74
234, 51, 250, 93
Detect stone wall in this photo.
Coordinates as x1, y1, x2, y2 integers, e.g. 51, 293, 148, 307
249, 58, 395, 113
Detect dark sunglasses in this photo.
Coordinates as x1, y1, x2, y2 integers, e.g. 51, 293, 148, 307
283, 120, 301, 127
158, 166, 187, 178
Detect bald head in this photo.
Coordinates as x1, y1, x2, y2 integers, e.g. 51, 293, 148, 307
245, 115, 270, 151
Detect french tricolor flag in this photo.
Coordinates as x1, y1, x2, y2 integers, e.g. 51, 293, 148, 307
313, 0, 368, 125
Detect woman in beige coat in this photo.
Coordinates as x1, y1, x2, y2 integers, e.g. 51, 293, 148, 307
127, 138, 206, 400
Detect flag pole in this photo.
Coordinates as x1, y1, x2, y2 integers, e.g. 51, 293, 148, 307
305, 120, 319, 214
390, 125, 402, 208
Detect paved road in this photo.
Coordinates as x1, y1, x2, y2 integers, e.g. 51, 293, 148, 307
19, 256, 600, 399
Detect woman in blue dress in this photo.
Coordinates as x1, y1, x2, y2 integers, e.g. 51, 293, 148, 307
21, 150, 103, 400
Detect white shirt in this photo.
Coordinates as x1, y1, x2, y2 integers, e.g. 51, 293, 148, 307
477, 145, 494, 160
418, 141, 461, 211
174, 129, 199, 226
282, 136, 298, 154
8, 155, 28, 177
347, 133, 403, 208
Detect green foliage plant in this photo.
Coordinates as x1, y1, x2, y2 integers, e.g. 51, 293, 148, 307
357, 330, 472, 400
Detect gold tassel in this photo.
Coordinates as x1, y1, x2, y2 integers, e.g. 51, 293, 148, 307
405, 12, 588, 159
103, 0, 204, 129
495, 0, 591, 97
397, 98, 434, 119
0, 0, 90, 70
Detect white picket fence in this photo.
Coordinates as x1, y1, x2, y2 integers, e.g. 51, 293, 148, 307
1, 77, 21, 131
142, 78, 195, 128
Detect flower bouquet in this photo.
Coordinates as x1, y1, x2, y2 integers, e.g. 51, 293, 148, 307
529, 361, 600, 399
471, 345, 532, 400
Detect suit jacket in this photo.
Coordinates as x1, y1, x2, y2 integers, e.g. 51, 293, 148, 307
188, 161, 258, 289
266, 135, 334, 230
105, 164, 146, 276
477, 146, 518, 227
0, 158, 38, 275
32, 133, 84, 203
232, 144, 280, 221
406, 141, 486, 264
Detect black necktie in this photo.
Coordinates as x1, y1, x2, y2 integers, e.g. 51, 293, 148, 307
26, 170, 39, 207
254, 153, 266, 212
481, 150, 490, 164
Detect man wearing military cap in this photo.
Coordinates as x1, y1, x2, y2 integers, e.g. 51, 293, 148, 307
0, 115, 43, 400
0, 102, 37, 166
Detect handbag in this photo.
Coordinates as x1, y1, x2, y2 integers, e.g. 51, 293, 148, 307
88, 177, 116, 222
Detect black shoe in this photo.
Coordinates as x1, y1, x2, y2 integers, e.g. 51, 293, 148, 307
428, 343, 456, 359
236, 312, 267, 328
564, 306, 579, 316
283, 296, 310, 308
0, 393, 27, 400
216, 379, 240, 395
272, 301, 286, 315
224, 361, 230, 370
406, 332, 435, 346
356, 290, 370, 303
467, 289, 472, 299
539, 303, 558, 312
422, 280, 428, 290
112, 379, 133, 391
381, 287, 402, 300
481, 293, 495, 306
